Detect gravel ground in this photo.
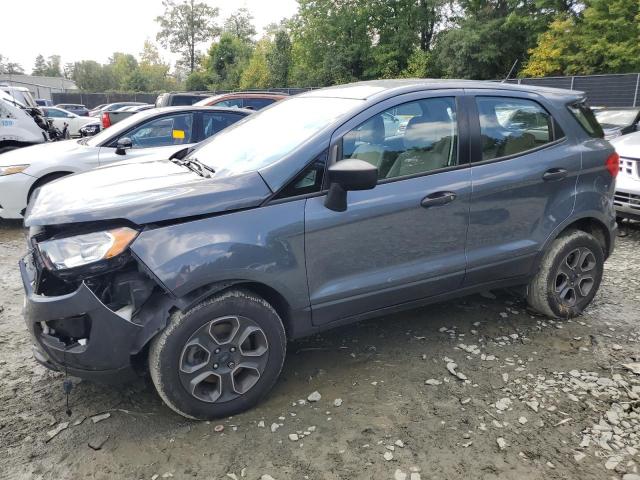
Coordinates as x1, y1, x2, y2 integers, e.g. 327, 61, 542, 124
1, 219, 639, 480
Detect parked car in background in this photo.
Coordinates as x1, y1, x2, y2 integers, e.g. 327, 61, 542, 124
78, 123, 101, 137
102, 104, 155, 128
55, 103, 90, 116
195, 91, 288, 110
155, 92, 211, 107
41, 107, 98, 137
19, 80, 617, 420
35, 99, 53, 107
610, 131, 640, 220
89, 102, 146, 117
0, 106, 251, 219
116, 104, 153, 112
88, 104, 107, 117
594, 107, 640, 140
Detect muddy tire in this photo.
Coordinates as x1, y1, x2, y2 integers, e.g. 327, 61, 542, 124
527, 230, 604, 318
149, 289, 286, 420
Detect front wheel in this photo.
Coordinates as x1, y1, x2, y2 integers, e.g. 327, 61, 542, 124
149, 289, 286, 420
527, 230, 604, 318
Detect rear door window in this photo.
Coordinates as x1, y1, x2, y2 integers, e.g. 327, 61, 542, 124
476, 97, 562, 161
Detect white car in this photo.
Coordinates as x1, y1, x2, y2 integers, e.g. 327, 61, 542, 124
0, 106, 251, 219
41, 107, 99, 137
610, 131, 640, 221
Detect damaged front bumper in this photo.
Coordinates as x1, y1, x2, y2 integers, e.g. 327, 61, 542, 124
20, 253, 171, 383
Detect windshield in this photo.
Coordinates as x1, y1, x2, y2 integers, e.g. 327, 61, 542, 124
595, 109, 640, 128
83, 109, 159, 147
192, 97, 363, 175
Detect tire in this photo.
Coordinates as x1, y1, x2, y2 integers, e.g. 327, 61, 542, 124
527, 230, 604, 318
149, 289, 287, 420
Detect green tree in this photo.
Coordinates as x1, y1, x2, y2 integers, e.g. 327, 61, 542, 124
110, 52, 139, 90
266, 29, 292, 87
32, 55, 47, 75
431, 0, 574, 79
139, 40, 176, 91
224, 8, 257, 43
205, 32, 252, 89
524, 0, 640, 76
156, 0, 220, 73
44, 55, 62, 77
240, 39, 271, 89
290, 0, 372, 86
72, 60, 117, 91
185, 70, 211, 90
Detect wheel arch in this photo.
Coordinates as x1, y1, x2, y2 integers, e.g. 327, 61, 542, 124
27, 171, 74, 203
534, 213, 614, 278
173, 280, 300, 340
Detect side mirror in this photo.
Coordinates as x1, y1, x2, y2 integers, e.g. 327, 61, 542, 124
324, 159, 378, 212
115, 137, 133, 155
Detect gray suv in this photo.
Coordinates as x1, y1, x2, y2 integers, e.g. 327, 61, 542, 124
20, 80, 618, 419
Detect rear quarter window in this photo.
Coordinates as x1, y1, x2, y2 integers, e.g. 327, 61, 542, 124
568, 102, 604, 138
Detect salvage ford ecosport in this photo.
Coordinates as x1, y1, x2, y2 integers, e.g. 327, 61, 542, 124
20, 80, 618, 420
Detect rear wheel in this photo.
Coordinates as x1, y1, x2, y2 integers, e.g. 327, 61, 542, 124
149, 289, 286, 420
527, 230, 604, 318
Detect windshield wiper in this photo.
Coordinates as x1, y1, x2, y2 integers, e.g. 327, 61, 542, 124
171, 157, 215, 178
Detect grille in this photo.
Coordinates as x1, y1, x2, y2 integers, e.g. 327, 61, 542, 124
614, 191, 640, 210
619, 157, 639, 179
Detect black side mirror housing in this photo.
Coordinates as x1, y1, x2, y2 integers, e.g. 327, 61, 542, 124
324, 159, 378, 212
115, 137, 133, 155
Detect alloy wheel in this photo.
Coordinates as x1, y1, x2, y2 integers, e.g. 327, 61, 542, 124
554, 246, 597, 307
178, 315, 269, 403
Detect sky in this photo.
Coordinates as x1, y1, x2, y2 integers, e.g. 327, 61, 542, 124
2, 0, 299, 73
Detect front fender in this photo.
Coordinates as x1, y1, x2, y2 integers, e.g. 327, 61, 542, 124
130, 200, 309, 313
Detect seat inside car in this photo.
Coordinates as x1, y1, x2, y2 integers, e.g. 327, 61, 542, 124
347, 115, 386, 170
386, 102, 455, 178
478, 102, 536, 159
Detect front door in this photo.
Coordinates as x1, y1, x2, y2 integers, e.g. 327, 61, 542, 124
97, 112, 196, 166
304, 93, 471, 326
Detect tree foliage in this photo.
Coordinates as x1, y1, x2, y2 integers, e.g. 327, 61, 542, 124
155, 0, 220, 73
523, 0, 640, 76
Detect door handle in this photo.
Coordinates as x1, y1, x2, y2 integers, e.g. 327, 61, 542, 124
421, 191, 457, 208
542, 168, 568, 181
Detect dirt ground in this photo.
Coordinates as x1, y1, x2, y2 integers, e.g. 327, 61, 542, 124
1, 220, 639, 480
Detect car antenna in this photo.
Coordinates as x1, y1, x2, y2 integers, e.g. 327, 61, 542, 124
502, 59, 519, 83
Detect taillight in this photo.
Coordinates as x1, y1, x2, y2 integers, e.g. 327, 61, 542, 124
606, 152, 619, 178
101, 112, 111, 129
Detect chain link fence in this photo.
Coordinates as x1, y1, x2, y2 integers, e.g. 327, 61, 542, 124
507, 73, 640, 107
53, 76, 640, 109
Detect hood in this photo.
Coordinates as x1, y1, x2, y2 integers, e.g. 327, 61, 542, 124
0, 139, 89, 167
24, 159, 272, 226
611, 131, 640, 158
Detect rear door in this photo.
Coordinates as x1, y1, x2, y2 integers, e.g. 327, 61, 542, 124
464, 90, 580, 285
97, 112, 196, 165
304, 91, 472, 325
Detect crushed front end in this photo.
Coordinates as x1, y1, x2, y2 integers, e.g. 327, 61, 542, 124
20, 223, 173, 383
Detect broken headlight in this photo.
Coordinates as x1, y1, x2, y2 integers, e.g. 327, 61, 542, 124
38, 227, 138, 270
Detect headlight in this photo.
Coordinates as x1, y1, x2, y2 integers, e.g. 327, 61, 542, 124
0, 165, 30, 176
38, 227, 138, 270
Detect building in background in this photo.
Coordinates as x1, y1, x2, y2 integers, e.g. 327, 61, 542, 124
0, 74, 78, 101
